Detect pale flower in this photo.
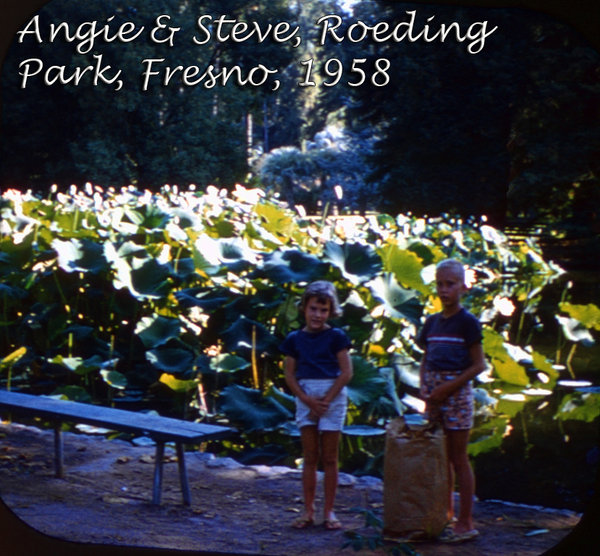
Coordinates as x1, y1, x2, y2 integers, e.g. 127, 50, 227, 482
464, 267, 477, 288
232, 183, 264, 205
493, 296, 516, 317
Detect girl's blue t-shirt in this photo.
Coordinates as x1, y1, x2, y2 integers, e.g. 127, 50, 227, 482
280, 327, 352, 379
417, 307, 482, 372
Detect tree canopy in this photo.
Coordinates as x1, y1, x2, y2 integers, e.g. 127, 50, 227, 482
1, 0, 598, 232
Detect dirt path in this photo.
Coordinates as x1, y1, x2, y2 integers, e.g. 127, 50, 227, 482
0, 422, 588, 555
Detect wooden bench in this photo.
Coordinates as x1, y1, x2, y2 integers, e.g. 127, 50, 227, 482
0, 390, 234, 506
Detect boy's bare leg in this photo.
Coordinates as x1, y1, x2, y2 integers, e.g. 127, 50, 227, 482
445, 429, 475, 533
299, 426, 319, 522
321, 430, 341, 525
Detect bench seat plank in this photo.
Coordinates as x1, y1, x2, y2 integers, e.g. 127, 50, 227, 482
0, 390, 231, 442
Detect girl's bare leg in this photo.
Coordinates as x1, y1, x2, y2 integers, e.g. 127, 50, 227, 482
445, 429, 475, 533
299, 425, 319, 521
320, 430, 341, 525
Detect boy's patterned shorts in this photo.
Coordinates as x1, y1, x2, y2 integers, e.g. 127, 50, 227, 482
421, 370, 473, 430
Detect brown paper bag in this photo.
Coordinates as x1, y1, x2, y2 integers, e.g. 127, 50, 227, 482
383, 416, 449, 540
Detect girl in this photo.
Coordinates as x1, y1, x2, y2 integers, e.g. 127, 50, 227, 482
281, 281, 353, 530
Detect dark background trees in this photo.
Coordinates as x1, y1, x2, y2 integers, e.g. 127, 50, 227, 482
1, 0, 599, 236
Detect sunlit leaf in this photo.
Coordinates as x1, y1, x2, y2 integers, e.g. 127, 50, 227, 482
556, 315, 595, 346
100, 370, 127, 389
531, 351, 559, 381
559, 302, 600, 331
490, 357, 529, 386
324, 241, 382, 284
555, 392, 600, 422
378, 244, 428, 294
366, 273, 423, 324
254, 202, 297, 240
0, 347, 27, 369
52, 238, 107, 273
159, 372, 197, 393
210, 353, 250, 373
135, 315, 181, 348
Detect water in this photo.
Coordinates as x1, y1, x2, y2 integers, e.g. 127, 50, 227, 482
471, 269, 600, 512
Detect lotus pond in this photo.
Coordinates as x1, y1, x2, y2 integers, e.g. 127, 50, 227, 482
0, 185, 598, 512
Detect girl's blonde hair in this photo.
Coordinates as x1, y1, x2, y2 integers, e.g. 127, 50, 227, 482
300, 280, 342, 318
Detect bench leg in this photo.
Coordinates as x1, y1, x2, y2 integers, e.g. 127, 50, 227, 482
152, 442, 165, 505
53, 423, 64, 478
176, 442, 191, 506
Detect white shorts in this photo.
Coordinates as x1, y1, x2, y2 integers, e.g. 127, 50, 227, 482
296, 379, 348, 431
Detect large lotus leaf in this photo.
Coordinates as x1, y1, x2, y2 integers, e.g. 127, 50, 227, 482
366, 273, 423, 325
146, 348, 194, 374
346, 356, 387, 406
159, 372, 197, 393
253, 202, 297, 240
490, 357, 529, 386
100, 370, 127, 390
467, 416, 509, 457
559, 302, 600, 331
0, 347, 27, 369
49, 354, 105, 376
52, 238, 108, 274
266, 385, 295, 413
137, 204, 170, 231
219, 384, 292, 432
531, 351, 559, 382
210, 353, 250, 373
115, 241, 147, 258
175, 287, 233, 310
556, 316, 595, 347
0, 284, 27, 301
324, 241, 382, 284
64, 325, 94, 339
379, 366, 407, 417
106, 241, 172, 299
392, 354, 421, 389
260, 249, 328, 284
378, 244, 428, 295
555, 392, 600, 423
0, 234, 35, 267
221, 316, 279, 355
51, 385, 92, 403
135, 315, 181, 348
342, 425, 385, 436
129, 259, 172, 299
193, 235, 257, 273
170, 257, 196, 279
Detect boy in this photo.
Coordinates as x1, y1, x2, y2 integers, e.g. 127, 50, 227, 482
417, 259, 486, 542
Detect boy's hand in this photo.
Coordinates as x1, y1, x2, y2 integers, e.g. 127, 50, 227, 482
427, 382, 455, 404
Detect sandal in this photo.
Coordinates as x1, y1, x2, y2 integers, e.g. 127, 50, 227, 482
323, 518, 342, 530
292, 516, 314, 529
439, 528, 479, 543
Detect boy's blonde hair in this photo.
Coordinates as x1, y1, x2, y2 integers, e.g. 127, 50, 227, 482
436, 259, 466, 284
300, 280, 342, 318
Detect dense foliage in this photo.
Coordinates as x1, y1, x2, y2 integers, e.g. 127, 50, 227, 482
1, 185, 598, 472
